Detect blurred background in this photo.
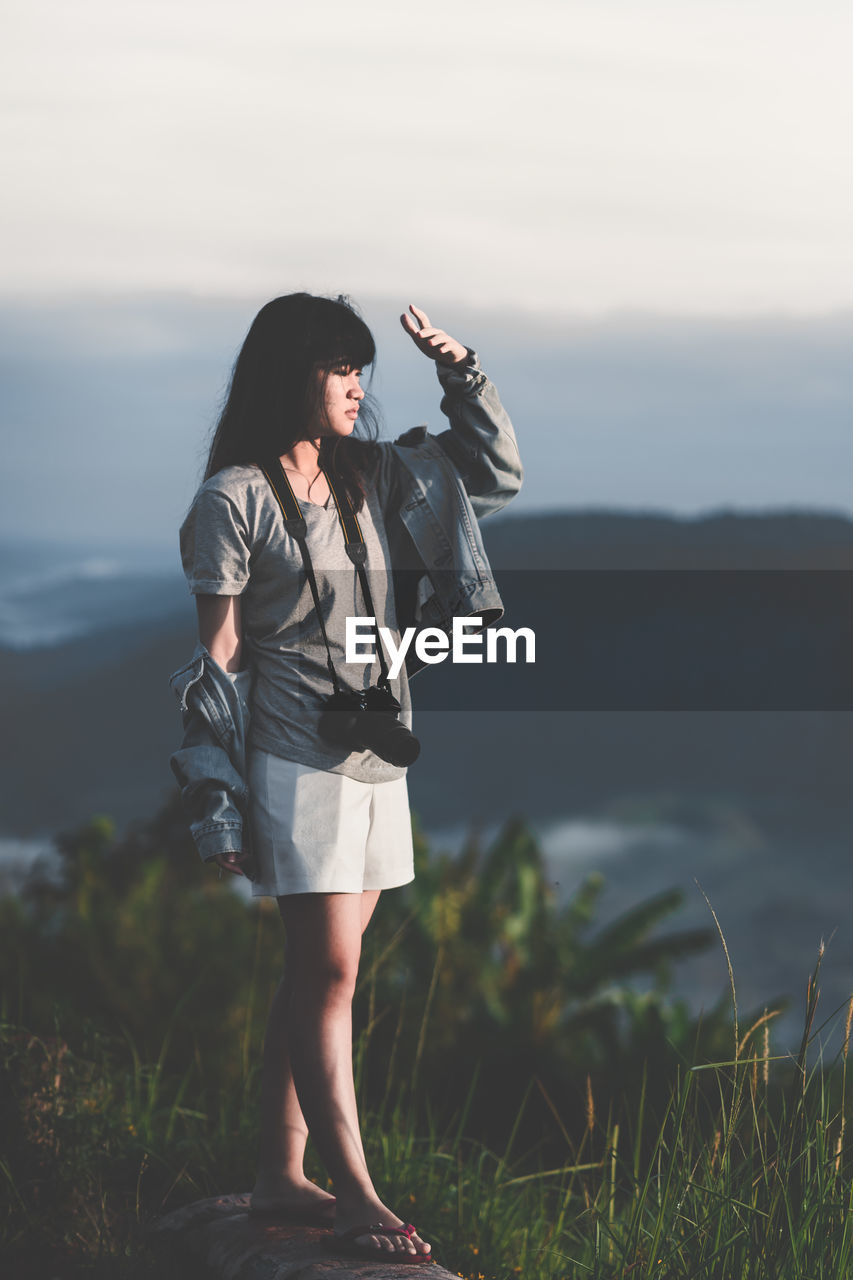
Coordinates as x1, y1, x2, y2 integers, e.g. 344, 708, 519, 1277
3, 0, 853, 1053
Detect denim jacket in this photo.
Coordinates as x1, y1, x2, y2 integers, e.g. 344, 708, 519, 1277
169, 351, 522, 862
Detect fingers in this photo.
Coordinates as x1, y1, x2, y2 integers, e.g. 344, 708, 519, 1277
216, 852, 246, 877
408, 302, 430, 329
399, 303, 432, 338
400, 303, 466, 366
399, 314, 448, 350
430, 337, 454, 355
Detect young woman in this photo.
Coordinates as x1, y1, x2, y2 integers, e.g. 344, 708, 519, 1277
175, 292, 521, 1263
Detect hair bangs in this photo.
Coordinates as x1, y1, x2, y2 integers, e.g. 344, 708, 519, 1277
309, 295, 376, 373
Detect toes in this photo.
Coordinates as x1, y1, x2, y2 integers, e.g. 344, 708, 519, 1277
366, 1232, 394, 1253
349, 1224, 431, 1256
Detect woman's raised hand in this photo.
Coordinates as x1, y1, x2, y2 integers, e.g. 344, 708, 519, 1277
400, 304, 468, 366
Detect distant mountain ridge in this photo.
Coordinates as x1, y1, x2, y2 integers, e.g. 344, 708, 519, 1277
483, 507, 853, 568
1, 506, 852, 840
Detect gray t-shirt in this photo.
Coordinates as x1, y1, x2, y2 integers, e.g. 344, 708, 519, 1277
179, 463, 412, 782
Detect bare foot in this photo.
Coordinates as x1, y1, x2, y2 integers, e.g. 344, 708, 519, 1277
334, 1197, 431, 1258
250, 1174, 336, 1221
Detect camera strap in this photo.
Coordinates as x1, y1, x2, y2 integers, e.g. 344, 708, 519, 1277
259, 457, 392, 693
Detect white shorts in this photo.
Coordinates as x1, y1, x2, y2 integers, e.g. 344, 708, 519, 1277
247, 748, 415, 898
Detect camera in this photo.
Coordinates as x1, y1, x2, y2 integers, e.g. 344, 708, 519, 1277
318, 684, 421, 767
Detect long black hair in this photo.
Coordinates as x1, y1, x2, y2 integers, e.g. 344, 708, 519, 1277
203, 293, 381, 511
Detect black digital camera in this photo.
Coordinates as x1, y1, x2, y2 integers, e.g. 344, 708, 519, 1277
318, 684, 421, 767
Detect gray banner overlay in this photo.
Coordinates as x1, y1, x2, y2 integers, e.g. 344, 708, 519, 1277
330, 570, 853, 711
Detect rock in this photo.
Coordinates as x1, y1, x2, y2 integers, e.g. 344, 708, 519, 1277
149, 1193, 451, 1278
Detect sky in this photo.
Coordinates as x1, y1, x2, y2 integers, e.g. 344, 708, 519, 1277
2, 2, 850, 1063
1, 1, 852, 547
2, 0, 852, 313
2, 299, 851, 550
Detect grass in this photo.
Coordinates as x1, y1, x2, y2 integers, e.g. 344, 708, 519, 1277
2, 808, 853, 1277
3, 944, 853, 1279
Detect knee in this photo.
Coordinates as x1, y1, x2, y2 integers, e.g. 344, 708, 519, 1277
288, 954, 359, 1007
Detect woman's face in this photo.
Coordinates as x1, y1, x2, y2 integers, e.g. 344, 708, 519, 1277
310, 363, 365, 439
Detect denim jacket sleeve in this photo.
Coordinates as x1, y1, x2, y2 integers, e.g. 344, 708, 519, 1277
372, 350, 522, 524
168, 648, 252, 863
433, 350, 523, 519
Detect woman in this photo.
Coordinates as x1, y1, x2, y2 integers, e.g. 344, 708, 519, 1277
175, 293, 521, 1263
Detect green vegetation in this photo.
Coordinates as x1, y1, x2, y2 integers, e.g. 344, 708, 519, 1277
1, 797, 852, 1278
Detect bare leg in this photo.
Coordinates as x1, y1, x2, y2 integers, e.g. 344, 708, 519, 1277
251, 968, 337, 1216
275, 891, 430, 1258
250, 890, 383, 1220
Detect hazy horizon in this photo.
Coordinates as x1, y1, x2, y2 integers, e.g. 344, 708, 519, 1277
1, 294, 851, 550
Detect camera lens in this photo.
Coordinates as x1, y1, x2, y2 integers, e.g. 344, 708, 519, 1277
318, 686, 421, 766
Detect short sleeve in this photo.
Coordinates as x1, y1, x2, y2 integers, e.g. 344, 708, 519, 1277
179, 486, 251, 595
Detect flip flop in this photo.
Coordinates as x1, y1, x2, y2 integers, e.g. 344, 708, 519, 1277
331, 1222, 434, 1264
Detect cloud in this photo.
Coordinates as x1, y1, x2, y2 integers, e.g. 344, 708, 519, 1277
1, 2, 852, 310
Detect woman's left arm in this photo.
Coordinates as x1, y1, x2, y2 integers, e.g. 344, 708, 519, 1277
400, 304, 523, 518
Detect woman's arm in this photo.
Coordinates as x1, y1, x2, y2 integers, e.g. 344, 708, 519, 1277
196, 594, 243, 672
399, 304, 523, 518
